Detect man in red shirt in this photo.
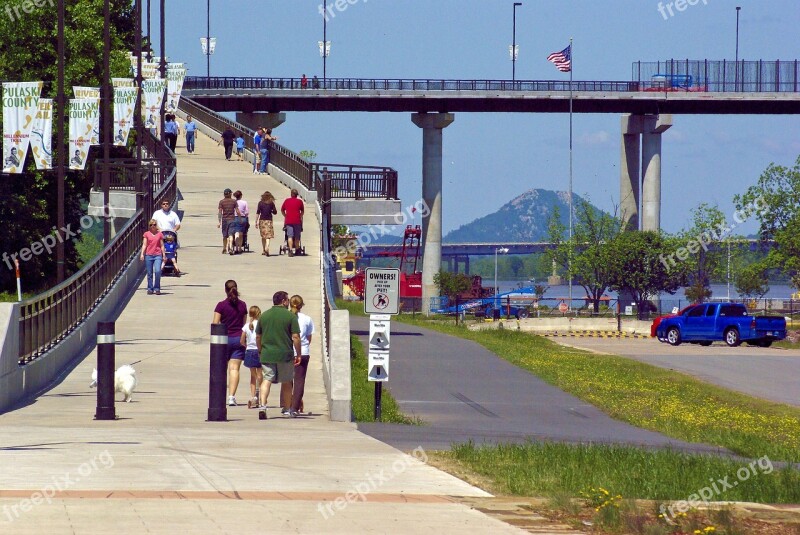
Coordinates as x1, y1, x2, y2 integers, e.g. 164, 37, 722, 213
281, 189, 304, 257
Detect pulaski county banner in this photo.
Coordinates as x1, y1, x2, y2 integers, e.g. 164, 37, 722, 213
30, 98, 53, 170
2, 81, 43, 174
141, 78, 166, 132
114, 86, 138, 146
73, 87, 100, 145
69, 99, 99, 171
165, 65, 187, 114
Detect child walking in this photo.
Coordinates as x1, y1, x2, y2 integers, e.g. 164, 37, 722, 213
240, 305, 264, 408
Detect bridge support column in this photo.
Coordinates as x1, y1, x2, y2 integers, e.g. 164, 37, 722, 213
235, 112, 286, 132
620, 114, 672, 232
412, 112, 455, 315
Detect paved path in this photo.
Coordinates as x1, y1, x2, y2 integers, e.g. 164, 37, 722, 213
0, 133, 534, 534
554, 338, 800, 407
352, 317, 726, 454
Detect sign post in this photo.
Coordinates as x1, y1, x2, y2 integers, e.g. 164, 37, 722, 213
364, 268, 399, 421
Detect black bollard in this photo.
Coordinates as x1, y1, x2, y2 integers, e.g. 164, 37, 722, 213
95, 322, 116, 420
208, 323, 228, 422
374, 380, 382, 422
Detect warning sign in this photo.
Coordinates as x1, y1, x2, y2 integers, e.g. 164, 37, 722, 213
364, 268, 400, 315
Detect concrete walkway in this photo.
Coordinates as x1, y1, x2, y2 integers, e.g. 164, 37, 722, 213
0, 133, 530, 534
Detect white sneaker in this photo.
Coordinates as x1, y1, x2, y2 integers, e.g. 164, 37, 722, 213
227, 396, 236, 406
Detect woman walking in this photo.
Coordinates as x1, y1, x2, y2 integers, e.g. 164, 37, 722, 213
254, 191, 278, 256
212, 280, 248, 406
140, 219, 166, 295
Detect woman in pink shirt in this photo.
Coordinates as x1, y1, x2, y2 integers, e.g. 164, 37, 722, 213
140, 219, 166, 295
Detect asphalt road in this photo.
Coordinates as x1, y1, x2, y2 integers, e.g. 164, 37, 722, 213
352, 316, 726, 453
556, 338, 800, 407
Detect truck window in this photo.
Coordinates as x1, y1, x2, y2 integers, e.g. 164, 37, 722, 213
687, 305, 706, 318
720, 304, 746, 317
705, 304, 717, 316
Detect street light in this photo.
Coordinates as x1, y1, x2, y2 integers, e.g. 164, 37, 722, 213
511, 2, 522, 81
201, 0, 216, 82
735, 6, 741, 91
494, 247, 509, 309
320, 0, 330, 82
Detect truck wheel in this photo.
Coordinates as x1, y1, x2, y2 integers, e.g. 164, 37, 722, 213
724, 328, 741, 347
516, 309, 529, 319
666, 327, 681, 346
698, 341, 712, 346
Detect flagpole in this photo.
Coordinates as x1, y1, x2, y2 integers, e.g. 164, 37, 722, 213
568, 37, 573, 311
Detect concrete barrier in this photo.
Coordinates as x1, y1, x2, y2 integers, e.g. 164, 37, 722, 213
325, 309, 352, 422
469, 317, 652, 334
0, 257, 144, 414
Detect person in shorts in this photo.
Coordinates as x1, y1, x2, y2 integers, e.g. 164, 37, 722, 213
280, 189, 304, 256
255, 291, 301, 420
218, 188, 240, 255
212, 280, 247, 406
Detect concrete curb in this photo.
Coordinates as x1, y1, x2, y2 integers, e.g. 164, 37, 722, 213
542, 331, 651, 339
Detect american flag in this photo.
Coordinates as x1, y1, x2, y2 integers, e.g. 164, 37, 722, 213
547, 45, 571, 73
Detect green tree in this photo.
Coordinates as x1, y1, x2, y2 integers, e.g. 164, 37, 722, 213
433, 271, 472, 303
299, 149, 317, 162
547, 200, 621, 313
675, 203, 727, 302
735, 262, 770, 300
606, 231, 688, 318
0, 0, 135, 293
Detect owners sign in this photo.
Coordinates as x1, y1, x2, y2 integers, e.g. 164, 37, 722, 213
364, 268, 400, 315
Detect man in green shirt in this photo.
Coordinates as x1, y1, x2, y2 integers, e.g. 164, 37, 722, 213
256, 291, 301, 420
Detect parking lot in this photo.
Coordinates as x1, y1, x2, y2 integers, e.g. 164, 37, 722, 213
553, 337, 800, 407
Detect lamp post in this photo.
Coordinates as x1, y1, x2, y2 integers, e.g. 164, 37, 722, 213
56, 0, 65, 282
206, 0, 211, 81
494, 247, 509, 310
735, 6, 741, 91
320, 1, 330, 84
511, 2, 522, 81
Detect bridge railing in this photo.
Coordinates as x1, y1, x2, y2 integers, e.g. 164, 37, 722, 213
312, 163, 398, 200
18, 131, 176, 365
634, 60, 800, 92
184, 76, 642, 93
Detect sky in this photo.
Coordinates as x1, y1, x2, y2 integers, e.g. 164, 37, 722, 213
154, 0, 800, 236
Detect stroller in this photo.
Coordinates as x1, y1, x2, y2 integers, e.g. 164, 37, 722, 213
278, 226, 306, 256
162, 230, 180, 276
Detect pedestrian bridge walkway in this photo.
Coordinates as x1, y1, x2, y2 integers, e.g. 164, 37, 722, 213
0, 132, 523, 534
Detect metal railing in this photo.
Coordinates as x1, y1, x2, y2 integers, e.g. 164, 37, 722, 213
313, 164, 398, 200
184, 76, 642, 93
633, 60, 800, 92
18, 131, 176, 364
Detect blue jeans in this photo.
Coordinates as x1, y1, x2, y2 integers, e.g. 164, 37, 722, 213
185, 131, 195, 152
145, 255, 163, 292
259, 149, 269, 173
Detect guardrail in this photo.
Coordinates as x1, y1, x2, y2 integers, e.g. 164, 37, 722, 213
185, 76, 642, 93
634, 60, 800, 93
18, 130, 176, 364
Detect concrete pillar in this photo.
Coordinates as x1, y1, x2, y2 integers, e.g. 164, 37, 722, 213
641, 115, 671, 232
411, 112, 455, 315
464, 256, 470, 275
235, 112, 286, 132
620, 115, 641, 231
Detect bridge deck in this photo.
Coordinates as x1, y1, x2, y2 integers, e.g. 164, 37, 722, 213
0, 133, 510, 533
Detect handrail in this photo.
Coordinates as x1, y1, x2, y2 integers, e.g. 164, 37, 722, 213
18, 130, 176, 364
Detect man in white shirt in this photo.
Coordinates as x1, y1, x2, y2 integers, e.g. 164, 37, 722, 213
151, 199, 181, 233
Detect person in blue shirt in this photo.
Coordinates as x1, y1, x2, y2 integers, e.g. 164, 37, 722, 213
184, 115, 197, 153
163, 114, 179, 151
252, 128, 263, 173
235, 133, 245, 161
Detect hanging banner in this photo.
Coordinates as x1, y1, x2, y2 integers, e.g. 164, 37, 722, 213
165, 65, 187, 114
30, 98, 53, 170
112, 78, 136, 88
113, 86, 137, 146
68, 98, 99, 171
141, 62, 159, 80
73, 87, 100, 145
2, 81, 43, 174
141, 78, 166, 132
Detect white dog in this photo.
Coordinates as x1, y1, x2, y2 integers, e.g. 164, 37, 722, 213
89, 365, 138, 402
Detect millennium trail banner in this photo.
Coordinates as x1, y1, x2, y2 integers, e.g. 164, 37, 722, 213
165, 64, 187, 114
113, 86, 138, 146
68, 99, 99, 171
30, 98, 53, 170
141, 78, 166, 133
2, 81, 43, 174
73, 87, 100, 145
